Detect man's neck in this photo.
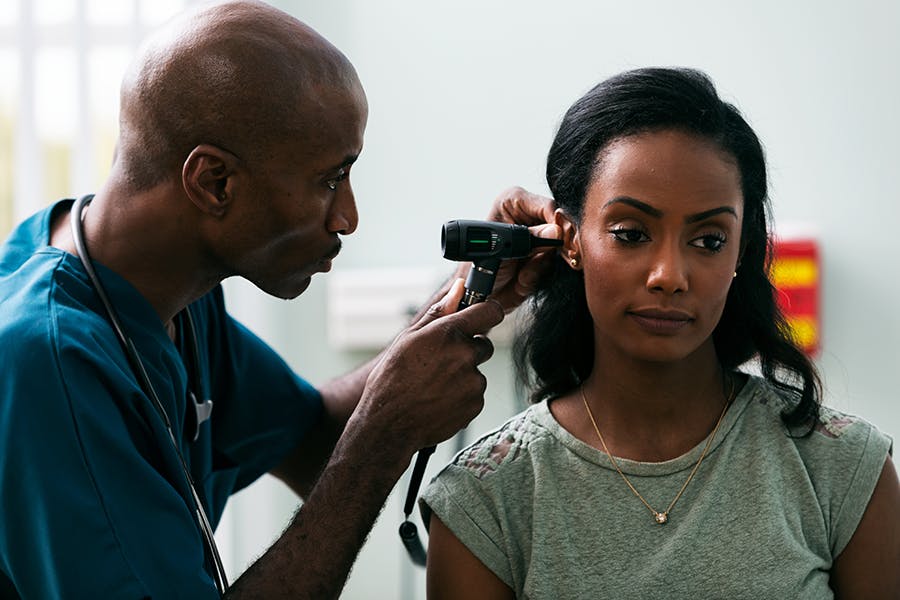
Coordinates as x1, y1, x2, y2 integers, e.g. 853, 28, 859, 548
50, 183, 223, 324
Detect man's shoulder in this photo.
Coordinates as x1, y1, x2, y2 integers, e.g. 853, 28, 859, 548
0, 246, 63, 340
0, 245, 118, 374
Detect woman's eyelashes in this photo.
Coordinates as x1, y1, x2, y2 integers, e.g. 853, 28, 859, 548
688, 232, 728, 253
606, 225, 729, 253
609, 226, 650, 245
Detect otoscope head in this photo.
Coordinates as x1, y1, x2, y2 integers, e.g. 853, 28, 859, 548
441, 219, 561, 262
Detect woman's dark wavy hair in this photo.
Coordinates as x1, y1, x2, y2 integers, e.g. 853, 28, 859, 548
514, 66, 820, 430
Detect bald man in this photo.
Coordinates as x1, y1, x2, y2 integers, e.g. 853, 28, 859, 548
0, 1, 556, 598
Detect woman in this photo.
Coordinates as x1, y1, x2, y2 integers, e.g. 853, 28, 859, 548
421, 67, 898, 599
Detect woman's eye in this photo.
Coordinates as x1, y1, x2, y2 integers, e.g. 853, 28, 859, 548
610, 228, 649, 244
689, 233, 727, 252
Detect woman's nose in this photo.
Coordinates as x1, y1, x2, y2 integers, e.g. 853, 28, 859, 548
646, 244, 688, 294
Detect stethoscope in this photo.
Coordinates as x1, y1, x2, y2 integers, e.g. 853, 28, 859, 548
70, 195, 229, 595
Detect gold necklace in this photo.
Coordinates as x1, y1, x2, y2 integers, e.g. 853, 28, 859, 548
580, 378, 734, 525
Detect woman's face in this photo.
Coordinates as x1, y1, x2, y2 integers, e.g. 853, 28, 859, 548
564, 129, 744, 365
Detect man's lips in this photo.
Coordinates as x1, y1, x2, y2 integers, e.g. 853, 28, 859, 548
323, 241, 342, 261
318, 242, 342, 272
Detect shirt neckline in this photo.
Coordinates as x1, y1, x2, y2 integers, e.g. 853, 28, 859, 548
531, 375, 760, 477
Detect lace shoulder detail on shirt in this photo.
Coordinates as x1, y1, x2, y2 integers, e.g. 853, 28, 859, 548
451, 406, 542, 479
752, 377, 870, 440
812, 406, 861, 439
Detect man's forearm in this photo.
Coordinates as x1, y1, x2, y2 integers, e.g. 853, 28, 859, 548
269, 275, 459, 498
228, 410, 410, 599
270, 356, 379, 498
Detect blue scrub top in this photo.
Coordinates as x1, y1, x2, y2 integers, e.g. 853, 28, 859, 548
0, 201, 323, 598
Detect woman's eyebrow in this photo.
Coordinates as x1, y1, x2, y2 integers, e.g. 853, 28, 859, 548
604, 197, 737, 224
685, 206, 738, 223
603, 196, 662, 217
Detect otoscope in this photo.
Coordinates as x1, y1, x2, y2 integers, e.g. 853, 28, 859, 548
399, 219, 562, 566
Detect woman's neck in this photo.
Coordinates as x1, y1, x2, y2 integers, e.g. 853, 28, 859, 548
553, 344, 734, 462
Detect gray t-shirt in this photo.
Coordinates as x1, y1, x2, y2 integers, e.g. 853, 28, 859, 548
421, 375, 892, 599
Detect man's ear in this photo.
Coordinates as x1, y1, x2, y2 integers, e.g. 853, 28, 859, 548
182, 144, 241, 217
554, 208, 583, 270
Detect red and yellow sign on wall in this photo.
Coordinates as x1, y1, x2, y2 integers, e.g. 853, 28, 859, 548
770, 237, 820, 356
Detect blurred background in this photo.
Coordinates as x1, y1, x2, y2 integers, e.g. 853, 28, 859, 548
3, 0, 898, 597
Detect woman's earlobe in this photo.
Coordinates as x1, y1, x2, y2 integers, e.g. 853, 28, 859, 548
553, 209, 582, 269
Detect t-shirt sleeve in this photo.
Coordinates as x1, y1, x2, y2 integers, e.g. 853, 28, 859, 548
420, 463, 516, 588
803, 408, 894, 558
0, 324, 220, 597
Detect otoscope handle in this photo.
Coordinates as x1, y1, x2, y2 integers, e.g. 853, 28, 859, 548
458, 257, 502, 310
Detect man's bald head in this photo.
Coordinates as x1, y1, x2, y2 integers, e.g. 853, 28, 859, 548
116, 0, 363, 191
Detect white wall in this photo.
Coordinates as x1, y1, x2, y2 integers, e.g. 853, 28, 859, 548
219, 1, 900, 598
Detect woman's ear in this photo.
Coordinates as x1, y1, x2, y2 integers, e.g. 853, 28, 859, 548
182, 144, 241, 218
554, 208, 583, 270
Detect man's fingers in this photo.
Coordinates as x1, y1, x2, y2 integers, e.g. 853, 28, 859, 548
412, 279, 504, 337
529, 223, 561, 242
445, 299, 504, 337
410, 278, 466, 331
490, 186, 557, 226
472, 334, 495, 365
515, 249, 557, 296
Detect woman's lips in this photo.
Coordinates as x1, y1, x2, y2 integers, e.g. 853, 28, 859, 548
627, 309, 694, 334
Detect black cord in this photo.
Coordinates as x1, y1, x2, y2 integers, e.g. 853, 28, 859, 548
399, 258, 500, 566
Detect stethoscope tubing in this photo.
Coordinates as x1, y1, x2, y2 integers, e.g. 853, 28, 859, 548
70, 195, 229, 595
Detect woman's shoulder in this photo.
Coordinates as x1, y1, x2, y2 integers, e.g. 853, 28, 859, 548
443, 402, 557, 481
747, 375, 890, 448
744, 375, 892, 481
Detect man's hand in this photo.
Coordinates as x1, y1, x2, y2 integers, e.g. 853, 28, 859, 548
235, 282, 504, 600
450, 186, 559, 313
352, 279, 504, 458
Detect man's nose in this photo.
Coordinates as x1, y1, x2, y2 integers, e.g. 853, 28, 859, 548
329, 184, 358, 235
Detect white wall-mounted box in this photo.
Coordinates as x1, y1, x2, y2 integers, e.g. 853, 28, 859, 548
326, 267, 520, 351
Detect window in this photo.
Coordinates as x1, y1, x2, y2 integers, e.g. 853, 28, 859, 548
0, 0, 194, 237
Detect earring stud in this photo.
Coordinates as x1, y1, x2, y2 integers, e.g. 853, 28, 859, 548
571, 257, 579, 268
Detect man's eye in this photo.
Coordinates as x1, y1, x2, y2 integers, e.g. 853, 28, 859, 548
326, 168, 348, 191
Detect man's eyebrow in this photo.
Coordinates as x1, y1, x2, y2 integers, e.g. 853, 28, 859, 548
604, 196, 738, 224
336, 153, 359, 170
319, 154, 359, 175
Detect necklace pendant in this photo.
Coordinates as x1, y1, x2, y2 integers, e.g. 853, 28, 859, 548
654, 512, 668, 524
